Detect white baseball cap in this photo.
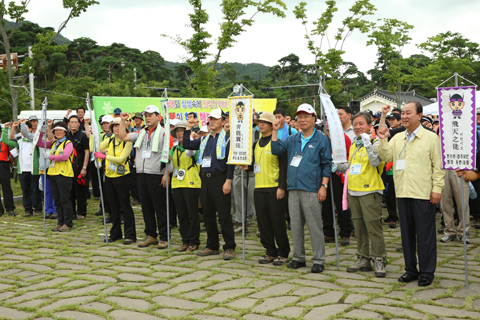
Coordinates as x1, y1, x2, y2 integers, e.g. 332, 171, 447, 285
200, 126, 209, 133
143, 105, 160, 115
170, 119, 179, 127
296, 103, 316, 116
209, 108, 224, 119
101, 115, 114, 124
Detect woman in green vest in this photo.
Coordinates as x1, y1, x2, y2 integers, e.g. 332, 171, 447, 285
339, 112, 387, 278
163, 121, 201, 252
37, 121, 74, 232
94, 117, 136, 245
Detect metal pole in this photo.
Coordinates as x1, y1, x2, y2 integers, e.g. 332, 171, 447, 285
329, 177, 340, 269
240, 84, 246, 262
454, 72, 469, 288
42, 105, 47, 233
165, 88, 171, 254
28, 46, 34, 110
134, 68, 137, 90
98, 166, 108, 244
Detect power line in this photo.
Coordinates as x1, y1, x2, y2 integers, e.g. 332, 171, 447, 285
277, 95, 318, 102
10, 85, 86, 100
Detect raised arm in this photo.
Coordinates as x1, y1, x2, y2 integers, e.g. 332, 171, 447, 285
2, 123, 18, 148
118, 113, 132, 142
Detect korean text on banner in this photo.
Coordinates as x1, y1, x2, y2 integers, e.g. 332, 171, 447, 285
320, 94, 347, 164
439, 86, 476, 170
228, 96, 253, 165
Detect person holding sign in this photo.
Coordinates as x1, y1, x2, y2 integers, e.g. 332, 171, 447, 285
337, 112, 387, 277
271, 104, 332, 273
118, 106, 170, 249
94, 117, 136, 245
377, 102, 445, 287
183, 109, 236, 260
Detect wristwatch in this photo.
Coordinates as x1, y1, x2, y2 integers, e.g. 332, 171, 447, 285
321, 183, 328, 189
82, 167, 87, 170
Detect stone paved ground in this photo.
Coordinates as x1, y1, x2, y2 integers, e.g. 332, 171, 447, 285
1, 199, 480, 320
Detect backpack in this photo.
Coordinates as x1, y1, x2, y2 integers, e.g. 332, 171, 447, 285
107, 137, 131, 165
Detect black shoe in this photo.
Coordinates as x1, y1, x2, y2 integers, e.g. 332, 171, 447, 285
287, 260, 306, 270
94, 210, 103, 216
7, 210, 15, 216
311, 264, 324, 273
418, 275, 434, 287
50, 213, 58, 219
72, 214, 78, 221
104, 216, 112, 224
398, 272, 419, 283
437, 228, 445, 234
45, 213, 51, 219
396, 246, 403, 252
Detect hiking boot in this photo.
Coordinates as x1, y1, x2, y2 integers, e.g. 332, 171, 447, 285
256, 228, 261, 238
33, 211, 42, 217
287, 260, 306, 269
440, 234, 457, 242
58, 225, 71, 232
437, 227, 445, 234
23, 212, 32, 217
187, 243, 198, 252
223, 248, 235, 260
273, 256, 289, 266
51, 224, 62, 232
177, 244, 189, 252
157, 241, 168, 250
475, 218, 480, 229
7, 210, 15, 216
340, 237, 349, 246
234, 224, 248, 234
347, 256, 372, 273
196, 248, 219, 256
373, 257, 386, 278
50, 213, 58, 219
459, 234, 472, 244
138, 235, 159, 248
389, 221, 397, 229
258, 254, 276, 264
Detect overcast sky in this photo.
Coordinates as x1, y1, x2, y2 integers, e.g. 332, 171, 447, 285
21, 0, 480, 76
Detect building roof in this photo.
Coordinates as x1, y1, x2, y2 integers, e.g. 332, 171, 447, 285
360, 88, 433, 106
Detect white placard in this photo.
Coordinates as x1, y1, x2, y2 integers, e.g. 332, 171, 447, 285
320, 93, 347, 163
228, 96, 253, 165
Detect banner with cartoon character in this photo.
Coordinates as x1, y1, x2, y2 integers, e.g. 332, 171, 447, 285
438, 86, 476, 170
320, 93, 348, 164
228, 96, 253, 165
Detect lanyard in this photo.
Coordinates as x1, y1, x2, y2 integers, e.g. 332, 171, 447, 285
398, 131, 409, 158
295, 130, 317, 156
256, 138, 271, 163
176, 146, 184, 168
70, 130, 80, 147
112, 137, 123, 158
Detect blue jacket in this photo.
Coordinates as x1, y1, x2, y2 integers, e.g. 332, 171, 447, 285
271, 130, 332, 193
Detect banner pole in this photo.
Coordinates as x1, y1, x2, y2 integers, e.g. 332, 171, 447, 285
241, 168, 245, 262
330, 177, 340, 269
42, 99, 47, 234
164, 89, 171, 254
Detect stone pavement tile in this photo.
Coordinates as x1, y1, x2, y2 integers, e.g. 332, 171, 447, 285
144, 283, 170, 292
302, 273, 331, 281
206, 274, 234, 281
2, 254, 31, 260
252, 296, 298, 312
54, 311, 105, 320
63, 280, 91, 287
88, 249, 121, 257
155, 308, 190, 317
111, 266, 151, 273
40, 295, 96, 311
437, 266, 465, 274
53, 269, 76, 275
272, 306, 304, 318
24, 274, 47, 282
439, 279, 466, 287
52, 284, 106, 298
34, 259, 57, 264
169, 270, 211, 283
344, 294, 369, 304
385, 291, 406, 299
0, 292, 15, 300
164, 281, 207, 294
226, 297, 257, 309
109, 310, 166, 320
152, 296, 208, 310
21, 263, 53, 271
336, 278, 387, 288
56, 262, 90, 270
151, 264, 190, 272
6, 289, 59, 303
253, 266, 293, 275
303, 304, 348, 320
21, 277, 69, 290
105, 296, 151, 310
207, 307, 240, 315
344, 309, 383, 319
76, 274, 117, 283
0, 268, 21, 275
81, 302, 114, 312
196, 260, 226, 269
151, 272, 177, 278
298, 290, 344, 306
192, 316, 236, 320
0, 283, 13, 290
249, 283, 296, 298
243, 315, 282, 320
434, 297, 465, 306
292, 286, 324, 296
125, 261, 150, 267
182, 290, 209, 299
289, 279, 343, 290
453, 283, 480, 297
120, 290, 151, 297
370, 297, 407, 305
251, 280, 273, 288
324, 270, 366, 280
90, 256, 123, 263
0, 306, 34, 319
363, 304, 424, 319
117, 273, 155, 282
101, 286, 122, 294
212, 267, 256, 277
207, 288, 253, 302
206, 278, 251, 290
15, 298, 47, 308
414, 304, 480, 317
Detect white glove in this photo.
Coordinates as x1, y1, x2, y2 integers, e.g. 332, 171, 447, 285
360, 133, 371, 147
331, 163, 338, 172
43, 151, 50, 160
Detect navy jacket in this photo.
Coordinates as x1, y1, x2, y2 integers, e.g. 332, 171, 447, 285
271, 130, 332, 193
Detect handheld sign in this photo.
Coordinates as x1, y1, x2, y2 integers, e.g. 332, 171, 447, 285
228, 96, 253, 165
320, 94, 347, 164
438, 86, 476, 170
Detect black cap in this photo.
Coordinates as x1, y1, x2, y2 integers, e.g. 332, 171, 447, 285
387, 113, 401, 121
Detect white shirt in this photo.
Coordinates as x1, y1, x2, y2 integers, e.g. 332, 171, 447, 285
344, 125, 355, 142
407, 125, 421, 143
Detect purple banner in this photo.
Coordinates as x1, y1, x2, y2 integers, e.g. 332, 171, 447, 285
438, 86, 476, 170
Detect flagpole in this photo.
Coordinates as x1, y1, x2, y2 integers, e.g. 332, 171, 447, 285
164, 89, 171, 254
42, 98, 47, 234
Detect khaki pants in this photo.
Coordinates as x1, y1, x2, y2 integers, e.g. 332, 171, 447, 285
348, 192, 386, 260
441, 170, 470, 236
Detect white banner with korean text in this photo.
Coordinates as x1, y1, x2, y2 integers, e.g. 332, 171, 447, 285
320, 93, 347, 164
228, 96, 253, 165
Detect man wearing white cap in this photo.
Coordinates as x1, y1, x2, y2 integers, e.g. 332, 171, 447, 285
119, 105, 171, 249
183, 108, 236, 260
271, 103, 332, 273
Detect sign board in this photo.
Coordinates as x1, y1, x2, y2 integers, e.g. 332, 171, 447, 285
438, 86, 477, 170
0, 53, 18, 70
228, 96, 253, 165
320, 93, 347, 164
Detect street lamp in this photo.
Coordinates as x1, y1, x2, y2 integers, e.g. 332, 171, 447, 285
107, 59, 125, 83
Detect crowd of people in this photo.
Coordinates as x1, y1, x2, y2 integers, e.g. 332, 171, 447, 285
0, 100, 478, 287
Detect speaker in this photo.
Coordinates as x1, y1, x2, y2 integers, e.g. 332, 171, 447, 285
349, 100, 360, 114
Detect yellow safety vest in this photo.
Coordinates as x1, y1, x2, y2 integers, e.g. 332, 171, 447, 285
105, 137, 131, 178
347, 141, 385, 192
48, 140, 74, 178
254, 140, 279, 188
171, 146, 201, 189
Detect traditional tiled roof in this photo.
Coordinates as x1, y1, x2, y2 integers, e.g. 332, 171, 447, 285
360, 88, 433, 106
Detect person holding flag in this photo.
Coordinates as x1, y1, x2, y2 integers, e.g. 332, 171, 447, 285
118, 106, 171, 249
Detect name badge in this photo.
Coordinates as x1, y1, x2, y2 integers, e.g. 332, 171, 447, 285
9, 148, 19, 158
290, 155, 302, 167
202, 156, 212, 168
142, 151, 151, 159
254, 163, 261, 174
50, 161, 55, 168
108, 162, 117, 172
396, 159, 405, 171
350, 164, 361, 175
